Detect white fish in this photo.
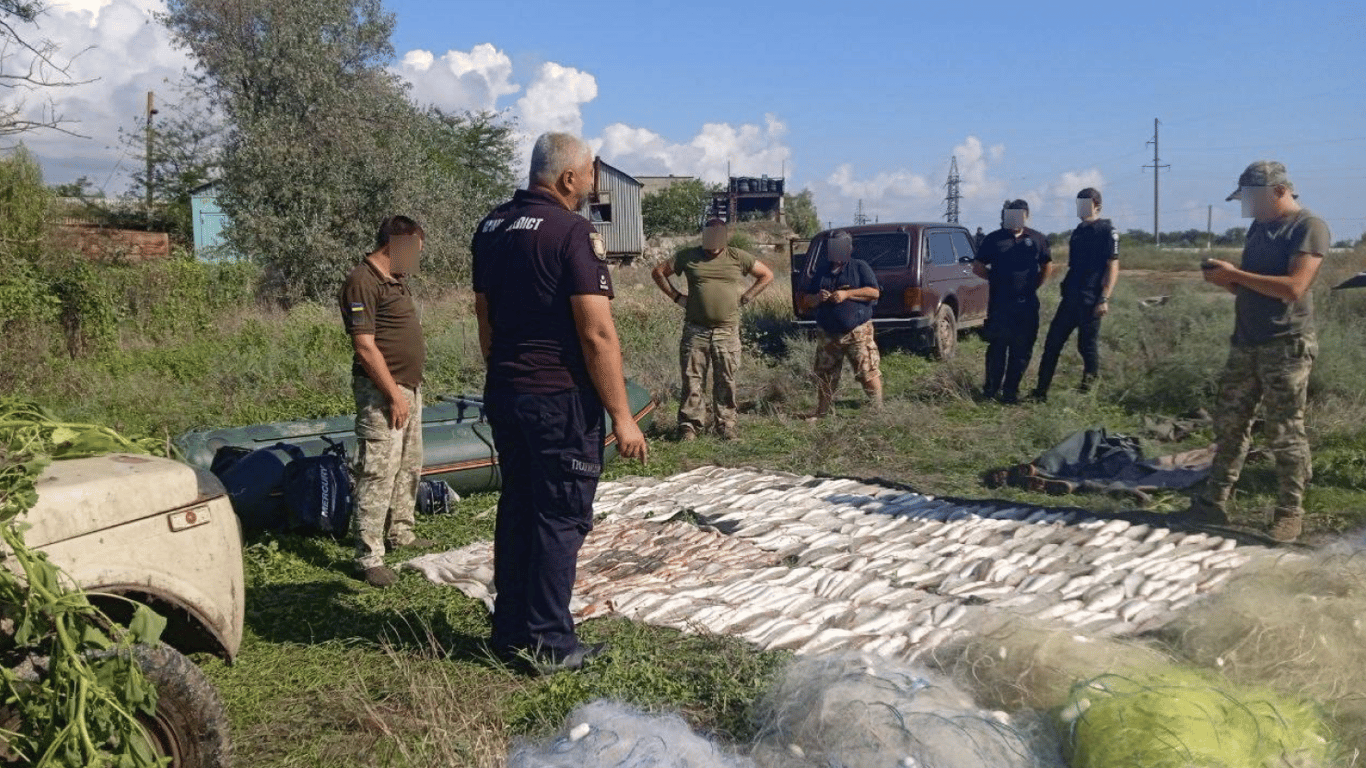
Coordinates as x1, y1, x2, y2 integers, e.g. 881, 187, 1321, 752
1035, 600, 1086, 622
1085, 585, 1127, 614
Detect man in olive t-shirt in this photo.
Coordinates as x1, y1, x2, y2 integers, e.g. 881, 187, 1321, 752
338, 215, 436, 587
1177, 161, 1330, 542
651, 218, 773, 440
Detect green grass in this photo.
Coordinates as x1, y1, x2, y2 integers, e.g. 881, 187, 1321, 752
5, 250, 1366, 764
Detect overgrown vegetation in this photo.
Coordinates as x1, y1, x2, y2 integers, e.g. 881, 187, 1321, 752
641, 178, 718, 237
2, 244, 1364, 764
0, 400, 172, 767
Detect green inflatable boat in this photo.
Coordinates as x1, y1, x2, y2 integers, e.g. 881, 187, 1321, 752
175, 380, 657, 495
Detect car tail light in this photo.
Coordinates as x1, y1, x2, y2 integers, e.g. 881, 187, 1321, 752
903, 288, 922, 313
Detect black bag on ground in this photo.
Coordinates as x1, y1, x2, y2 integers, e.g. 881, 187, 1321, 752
213, 444, 298, 532
278, 437, 353, 536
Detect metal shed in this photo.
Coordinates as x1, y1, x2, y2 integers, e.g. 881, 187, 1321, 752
588, 158, 644, 263
189, 181, 237, 260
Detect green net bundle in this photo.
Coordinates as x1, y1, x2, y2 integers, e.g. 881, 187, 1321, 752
1058, 668, 1333, 768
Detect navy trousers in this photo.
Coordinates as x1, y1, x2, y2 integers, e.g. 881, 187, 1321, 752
983, 300, 1040, 399
485, 385, 604, 660
1036, 299, 1103, 395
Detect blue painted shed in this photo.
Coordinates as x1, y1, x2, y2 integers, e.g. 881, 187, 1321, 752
189, 181, 236, 260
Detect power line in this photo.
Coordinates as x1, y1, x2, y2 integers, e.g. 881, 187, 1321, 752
943, 155, 961, 224
1143, 118, 1170, 246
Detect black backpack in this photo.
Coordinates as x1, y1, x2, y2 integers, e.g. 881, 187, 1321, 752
276, 438, 353, 536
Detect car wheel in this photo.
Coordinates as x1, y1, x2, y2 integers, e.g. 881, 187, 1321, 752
128, 643, 233, 768
932, 304, 958, 360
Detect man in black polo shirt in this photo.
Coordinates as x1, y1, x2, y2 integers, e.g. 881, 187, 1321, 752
339, 215, 436, 588
973, 199, 1054, 404
1032, 187, 1120, 401
472, 132, 648, 674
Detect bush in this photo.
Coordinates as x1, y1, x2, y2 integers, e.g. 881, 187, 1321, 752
642, 179, 717, 237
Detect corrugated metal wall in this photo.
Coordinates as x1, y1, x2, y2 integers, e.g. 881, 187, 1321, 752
594, 160, 644, 259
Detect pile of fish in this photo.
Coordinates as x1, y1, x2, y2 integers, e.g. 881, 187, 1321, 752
404, 466, 1272, 658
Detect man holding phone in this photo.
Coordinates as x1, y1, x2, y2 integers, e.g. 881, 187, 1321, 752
339, 215, 436, 587
1179, 161, 1330, 542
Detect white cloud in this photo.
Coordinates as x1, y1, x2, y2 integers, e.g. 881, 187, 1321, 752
808, 135, 1010, 227
595, 114, 790, 183
395, 43, 519, 113
1022, 168, 1106, 228
2, 0, 192, 191
514, 61, 597, 140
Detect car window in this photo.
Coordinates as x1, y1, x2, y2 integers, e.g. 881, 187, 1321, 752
851, 233, 909, 269
949, 230, 976, 263
926, 231, 957, 266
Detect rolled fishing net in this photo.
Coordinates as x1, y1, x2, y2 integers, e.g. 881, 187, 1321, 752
1058, 668, 1333, 768
749, 653, 1064, 768
507, 700, 754, 768
1169, 545, 1366, 759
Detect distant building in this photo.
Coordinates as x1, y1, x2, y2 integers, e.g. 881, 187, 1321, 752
586, 158, 645, 263
708, 176, 785, 224
636, 174, 698, 197
189, 181, 237, 260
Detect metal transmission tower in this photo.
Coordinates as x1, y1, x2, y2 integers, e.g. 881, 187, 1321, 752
944, 155, 962, 223
853, 199, 871, 225
1143, 118, 1170, 246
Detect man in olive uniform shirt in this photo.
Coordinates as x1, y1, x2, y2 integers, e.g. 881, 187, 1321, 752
651, 218, 773, 441
338, 215, 436, 588
1179, 161, 1330, 542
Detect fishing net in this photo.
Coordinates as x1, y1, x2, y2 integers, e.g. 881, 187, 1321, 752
507, 700, 754, 768
749, 653, 1065, 768
1169, 544, 1366, 760
1058, 668, 1333, 768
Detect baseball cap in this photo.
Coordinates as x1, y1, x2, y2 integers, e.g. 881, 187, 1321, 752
1226, 160, 1297, 201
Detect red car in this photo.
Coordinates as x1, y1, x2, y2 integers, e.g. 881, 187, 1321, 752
791, 223, 989, 358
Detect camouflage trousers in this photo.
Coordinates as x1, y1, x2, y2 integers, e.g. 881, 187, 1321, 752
678, 322, 742, 434
351, 376, 423, 569
1197, 335, 1316, 518
814, 321, 881, 400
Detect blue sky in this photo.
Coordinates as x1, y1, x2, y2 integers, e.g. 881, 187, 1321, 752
16, 0, 1366, 239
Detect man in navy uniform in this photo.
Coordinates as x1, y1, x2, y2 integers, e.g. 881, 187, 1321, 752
1031, 188, 1120, 401
472, 132, 649, 673
972, 199, 1053, 404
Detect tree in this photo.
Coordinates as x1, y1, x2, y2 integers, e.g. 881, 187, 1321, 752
117, 88, 223, 241
420, 108, 517, 217
0, 144, 48, 263
642, 178, 716, 237
783, 189, 820, 238
161, 0, 503, 302
1, 0, 90, 139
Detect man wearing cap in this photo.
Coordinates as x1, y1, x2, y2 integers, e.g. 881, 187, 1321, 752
473, 132, 649, 672
1177, 161, 1330, 542
339, 215, 437, 588
651, 218, 773, 441
973, 199, 1054, 404
1032, 188, 1120, 401
801, 230, 883, 419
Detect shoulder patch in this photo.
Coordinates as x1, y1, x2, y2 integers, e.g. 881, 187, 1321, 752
589, 231, 607, 260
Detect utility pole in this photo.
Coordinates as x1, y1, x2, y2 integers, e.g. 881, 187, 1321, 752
943, 155, 962, 224
1143, 118, 1169, 247
145, 91, 158, 229
1206, 205, 1213, 250
853, 199, 870, 226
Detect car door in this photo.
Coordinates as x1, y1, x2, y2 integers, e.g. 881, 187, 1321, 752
921, 228, 965, 316
850, 230, 912, 320
949, 229, 989, 322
